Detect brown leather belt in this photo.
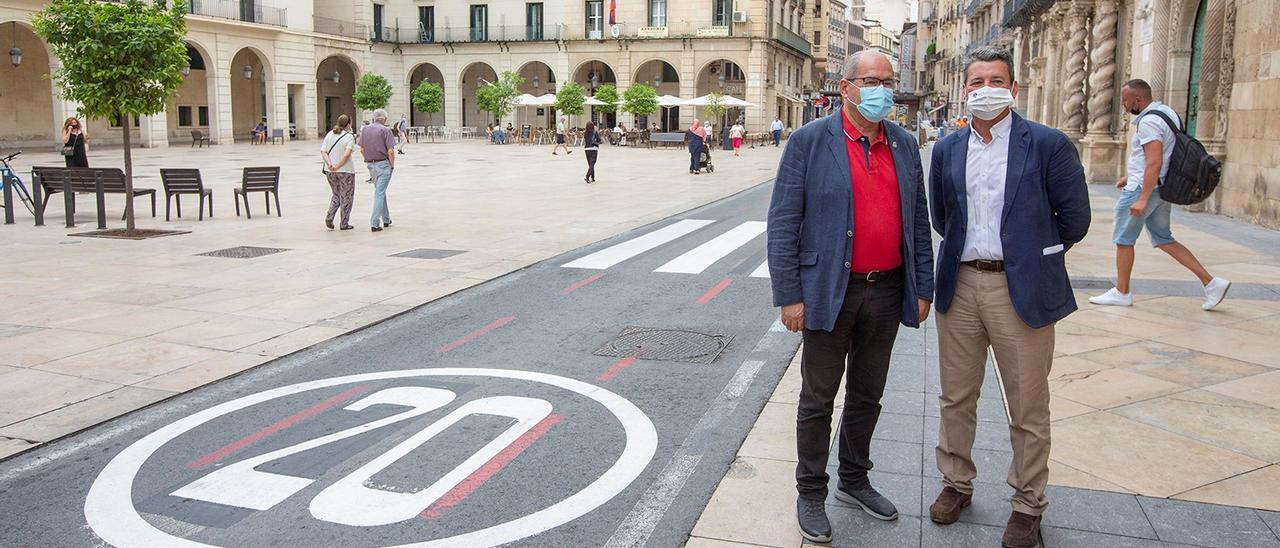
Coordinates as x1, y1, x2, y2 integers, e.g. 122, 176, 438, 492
962, 259, 1005, 272
850, 268, 903, 283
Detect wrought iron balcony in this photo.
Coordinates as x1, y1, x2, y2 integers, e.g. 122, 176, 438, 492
772, 23, 812, 55
188, 0, 286, 27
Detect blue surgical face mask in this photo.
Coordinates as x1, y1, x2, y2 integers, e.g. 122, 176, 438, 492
854, 85, 895, 122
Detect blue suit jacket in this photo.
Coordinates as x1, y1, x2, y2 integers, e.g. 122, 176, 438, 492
928, 113, 1091, 328
767, 113, 935, 332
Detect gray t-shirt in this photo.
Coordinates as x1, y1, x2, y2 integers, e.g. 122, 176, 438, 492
359, 122, 396, 162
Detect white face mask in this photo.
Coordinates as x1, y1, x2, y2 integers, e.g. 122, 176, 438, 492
966, 86, 1015, 120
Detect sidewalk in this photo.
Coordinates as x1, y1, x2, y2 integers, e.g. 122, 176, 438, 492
0, 138, 784, 459
690, 186, 1280, 547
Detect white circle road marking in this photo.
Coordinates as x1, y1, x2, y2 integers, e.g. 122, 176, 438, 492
84, 368, 659, 548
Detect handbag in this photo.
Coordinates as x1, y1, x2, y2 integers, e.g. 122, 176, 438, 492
60, 134, 78, 157
321, 133, 348, 174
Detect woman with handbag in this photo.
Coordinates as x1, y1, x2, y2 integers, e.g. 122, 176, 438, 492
583, 121, 600, 183
60, 117, 89, 168
320, 114, 357, 230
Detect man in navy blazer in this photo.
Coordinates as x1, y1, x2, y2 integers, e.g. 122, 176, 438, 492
925, 47, 1089, 548
767, 50, 934, 544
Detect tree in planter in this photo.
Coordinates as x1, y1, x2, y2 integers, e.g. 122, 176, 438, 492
593, 84, 618, 126
622, 84, 659, 127
554, 82, 587, 130
703, 92, 729, 149
411, 81, 443, 142
33, 0, 188, 234
475, 70, 523, 124
354, 73, 394, 112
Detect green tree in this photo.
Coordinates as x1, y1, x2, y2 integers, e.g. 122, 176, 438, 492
33, 0, 188, 233
554, 82, 587, 119
354, 73, 394, 111
411, 81, 443, 141
622, 84, 659, 118
475, 70, 523, 122
593, 84, 618, 115
703, 92, 727, 122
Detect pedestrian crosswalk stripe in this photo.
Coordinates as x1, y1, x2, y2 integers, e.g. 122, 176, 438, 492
749, 260, 770, 279
655, 221, 768, 274
561, 219, 716, 270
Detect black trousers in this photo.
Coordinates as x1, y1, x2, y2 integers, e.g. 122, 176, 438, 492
796, 271, 903, 500
585, 149, 598, 180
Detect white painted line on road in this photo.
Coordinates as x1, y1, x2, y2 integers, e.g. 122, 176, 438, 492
749, 259, 770, 278
561, 219, 716, 270
768, 318, 788, 333
655, 221, 767, 274
602, 454, 702, 548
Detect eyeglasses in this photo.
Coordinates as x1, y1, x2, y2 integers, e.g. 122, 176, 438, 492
847, 77, 898, 90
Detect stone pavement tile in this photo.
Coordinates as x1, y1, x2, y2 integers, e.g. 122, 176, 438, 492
1079, 341, 1274, 388
1050, 394, 1096, 422
1175, 465, 1280, 512
1232, 314, 1280, 337
150, 315, 304, 351
1049, 355, 1121, 380
923, 416, 1010, 453
378, 279, 484, 307
685, 536, 791, 548
35, 339, 228, 385
1040, 486, 1157, 538
1050, 368, 1189, 410
887, 353, 927, 393
0, 437, 40, 459
823, 512, 922, 547
0, 323, 42, 340
0, 368, 120, 418
1048, 459, 1134, 494
769, 358, 802, 406
317, 303, 413, 331
690, 457, 803, 548
873, 412, 924, 445
133, 352, 273, 393
923, 446, 1014, 486
299, 280, 420, 305
1157, 325, 1280, 369
1207, 262, 1280, 283
826, 469, 924, 518
919, 520, 1005, 547
0, 300, 142, 329
235, 295, 370, 324
157, 288, 296, 314
60, 306, 211, 338
1050, 412, 1266, 497
1142, 296, 1278, 327
829, 440, 922, 477
1137, 497, 1280, 548
236, 325, 349, 357
1040, 527, 1164, 548
80, 283, 216, 306
0, 386, 175, 443
1060, 309, 1189, 338
1052, 321, 1140, 356
738, 402, 800, 463
1205, 369, 1280, 409
881, 390, 926, 417
1082, 303, 1214, 332
1260, 511, 1280, 540
1112, 390, 1280, 462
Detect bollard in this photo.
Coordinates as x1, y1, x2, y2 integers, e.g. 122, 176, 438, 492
32, 169, 43, 226
2, 169, 13, 225
94, 172, 106, 229
63, 172, 74, 228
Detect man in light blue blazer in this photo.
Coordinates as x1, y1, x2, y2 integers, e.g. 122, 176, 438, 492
926, 47, 1090, 548
767, 50, 934, 544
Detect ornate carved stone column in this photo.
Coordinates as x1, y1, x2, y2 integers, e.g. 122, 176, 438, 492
1060, 1, 1092, 139
1080, 0, 1126, 183
1039, 6, 1068, 128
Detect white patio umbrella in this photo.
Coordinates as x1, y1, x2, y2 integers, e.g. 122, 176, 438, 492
679, 94, 757, 107
657, 94, 686, 106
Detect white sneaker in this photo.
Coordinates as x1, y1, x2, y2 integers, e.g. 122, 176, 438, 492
1089, 288, 1133, 306
1203, 277, 1231, 310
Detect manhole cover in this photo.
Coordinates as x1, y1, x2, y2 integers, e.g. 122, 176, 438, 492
389, 248, 466, 260
594, 326, 733, 364
196, 246, 291, 259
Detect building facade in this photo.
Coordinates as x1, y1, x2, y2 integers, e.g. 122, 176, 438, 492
0, 0, 816, 148
809, 0, 848, 91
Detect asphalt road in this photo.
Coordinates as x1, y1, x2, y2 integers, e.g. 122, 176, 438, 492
0, 179, 802, 547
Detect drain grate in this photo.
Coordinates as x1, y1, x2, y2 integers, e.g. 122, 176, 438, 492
196, 246, 291, 259
389, 248, 467, 260
1070, 277, 1114, 290
594, 326, 733, 364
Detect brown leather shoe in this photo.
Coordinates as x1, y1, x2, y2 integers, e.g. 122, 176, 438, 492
929, 486, 972, 524
1001, 511, 1042, 548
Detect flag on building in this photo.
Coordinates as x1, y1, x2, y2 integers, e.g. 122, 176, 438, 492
609, 0, 617, 25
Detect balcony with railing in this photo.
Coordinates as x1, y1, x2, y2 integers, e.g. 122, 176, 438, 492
188, 0, 287, 27
772, 23, 812, 55
370, 24, 563, 44
313, 16, 366, 40
1003, 0, 1055, 28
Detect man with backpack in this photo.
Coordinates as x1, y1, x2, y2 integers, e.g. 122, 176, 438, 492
1089, 79, 1230, 310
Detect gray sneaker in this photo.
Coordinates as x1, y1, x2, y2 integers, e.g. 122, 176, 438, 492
796, 497, 833, 543
835, 485, 899, 521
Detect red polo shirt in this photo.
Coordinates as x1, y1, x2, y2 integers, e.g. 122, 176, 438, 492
842, 111, 903, 272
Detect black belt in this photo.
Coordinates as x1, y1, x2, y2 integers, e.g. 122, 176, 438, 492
850, 267, 902, 283
962, 259, 1005, 272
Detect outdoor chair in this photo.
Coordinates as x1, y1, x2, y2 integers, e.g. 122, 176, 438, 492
233, 166, 281, 219
159, 168, 212, 221
269, 129, 285, 144
190, 130, 209, 148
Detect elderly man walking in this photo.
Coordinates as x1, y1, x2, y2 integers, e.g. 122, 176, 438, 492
362, 109, 396, 232
767, 50, 934, 544
927, 47, 1090, 548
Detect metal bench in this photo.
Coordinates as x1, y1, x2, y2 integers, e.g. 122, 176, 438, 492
648, 132, 687, 149
33, 167, 156, 225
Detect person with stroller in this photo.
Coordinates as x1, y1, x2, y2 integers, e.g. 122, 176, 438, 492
689, 118, 707, 175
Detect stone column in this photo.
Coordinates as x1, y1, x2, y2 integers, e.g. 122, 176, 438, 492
1081, 0, 1125, 183
1147, 0, 1170, 98
140, 112, 170, 148
1060, 1, 1092, 140
1039, 7, 1067, 128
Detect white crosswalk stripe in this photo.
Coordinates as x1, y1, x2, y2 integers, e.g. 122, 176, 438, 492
749, 260, 770, 279
561, 219, 716, 270
655, 221, 768, 274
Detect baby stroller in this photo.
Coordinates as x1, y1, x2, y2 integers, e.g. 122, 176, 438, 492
698, 145, 715, 173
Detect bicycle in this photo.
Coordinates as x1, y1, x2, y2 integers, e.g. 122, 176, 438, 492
0, 151, 35, 215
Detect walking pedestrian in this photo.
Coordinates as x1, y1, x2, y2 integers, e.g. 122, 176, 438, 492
730, 121, 745, 156
771, 116, 785, 146
688, 118, 706, 174
767, 49, 935, 545
60, 117, 89, 168
361, 109, 397, 232
583, 121, 600, 183
553, 116, 571, 155
1088, 78, 1230, 310
927, 47, 1090, 548
320, 114, 357, 230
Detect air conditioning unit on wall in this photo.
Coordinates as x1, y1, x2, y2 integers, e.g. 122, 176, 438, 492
733, 11, 748, 23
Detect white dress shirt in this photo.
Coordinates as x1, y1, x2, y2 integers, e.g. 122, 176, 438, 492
960, 113, 1014, 262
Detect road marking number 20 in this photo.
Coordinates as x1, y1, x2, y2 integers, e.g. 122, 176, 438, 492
172, 387, 551, 527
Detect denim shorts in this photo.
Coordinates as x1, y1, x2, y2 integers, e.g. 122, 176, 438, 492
1112, 188, 1176, 246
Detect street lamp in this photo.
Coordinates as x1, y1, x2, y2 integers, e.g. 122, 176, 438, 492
331, 70, 340, 84
242, 64, 253, 79
533, 74, 541, 89
9, 22, 20, 68
654, 74, 661, 88
182, 63, 191, 76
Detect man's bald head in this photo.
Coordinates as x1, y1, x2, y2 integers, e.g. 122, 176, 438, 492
842, 50, 894, 80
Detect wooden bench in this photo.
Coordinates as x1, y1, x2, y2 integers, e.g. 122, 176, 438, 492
648, 132, 686, 149
32, 166, 156, 220
234, 166, 280, 219
160, 168, 213, 221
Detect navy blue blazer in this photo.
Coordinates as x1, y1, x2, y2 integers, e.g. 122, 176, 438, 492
928, 113, 1091, 328
767, 113, 935, 332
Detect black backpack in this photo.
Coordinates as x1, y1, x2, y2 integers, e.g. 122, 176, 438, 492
1140, 110, 1222, 205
